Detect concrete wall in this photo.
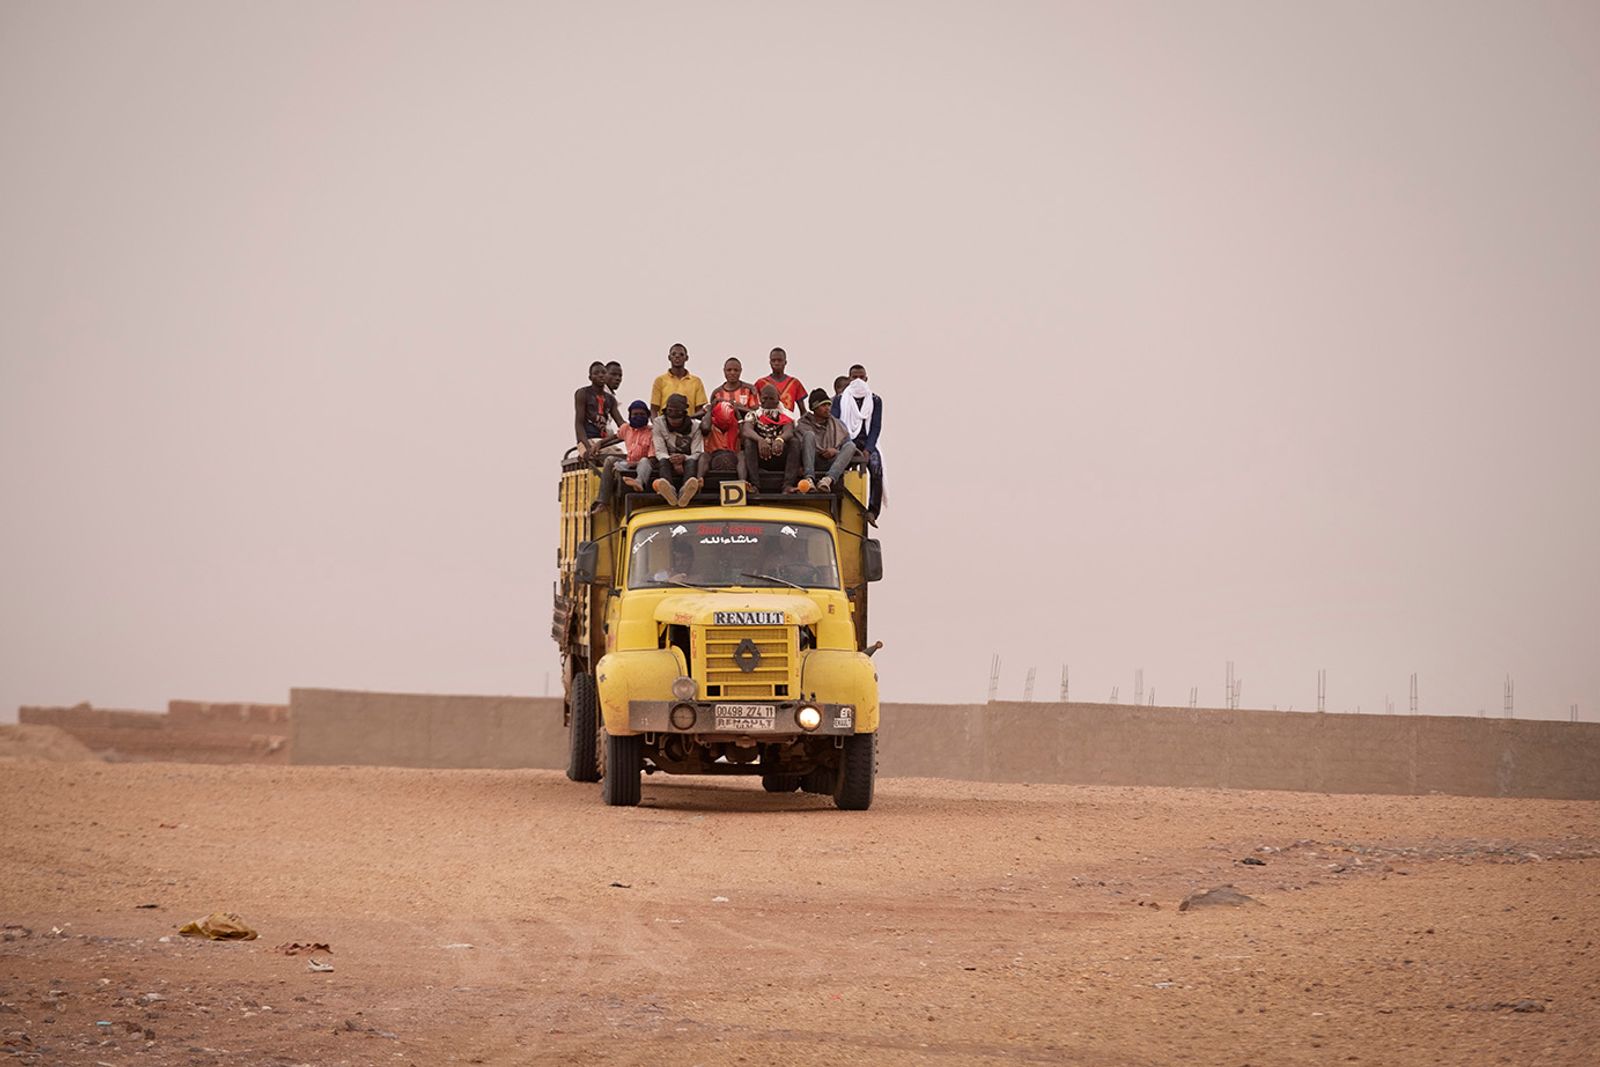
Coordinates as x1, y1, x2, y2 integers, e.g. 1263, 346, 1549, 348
288, 688, 567, 770
19, 700, 291, 763
281, 690, 1600, 799
879, 702, 1600, 800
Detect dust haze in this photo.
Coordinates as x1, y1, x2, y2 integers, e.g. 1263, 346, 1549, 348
2, 1, 1597, 721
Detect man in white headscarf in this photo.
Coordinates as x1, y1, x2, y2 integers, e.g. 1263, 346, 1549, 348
837, 366, 884, 521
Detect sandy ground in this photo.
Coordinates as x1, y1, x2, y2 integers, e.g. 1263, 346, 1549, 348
1, 764, 1596, 1066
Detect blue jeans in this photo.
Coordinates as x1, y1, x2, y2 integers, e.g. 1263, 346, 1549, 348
800, 438, 858, 484
597, 457, 653, 504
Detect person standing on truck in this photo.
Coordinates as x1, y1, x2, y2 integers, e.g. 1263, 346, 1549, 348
650, 393, 704, 505
754, 347, 808, 421
742, 384, 803, 492
830, 375, 850, 420
796, 388, 857, 493
710, 357, 760, 417
605, 360, 624, 408
650, 343, 708, 416
574, 361, 621, 459
839, 368, 884, 520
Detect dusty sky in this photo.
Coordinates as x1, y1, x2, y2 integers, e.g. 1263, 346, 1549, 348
2, 1, 1596, 723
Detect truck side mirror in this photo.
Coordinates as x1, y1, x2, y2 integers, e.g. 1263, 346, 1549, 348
862, 538, 884, 582
574, 541, 599, 584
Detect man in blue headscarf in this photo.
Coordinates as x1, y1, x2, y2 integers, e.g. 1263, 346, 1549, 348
594, 399, 657, 509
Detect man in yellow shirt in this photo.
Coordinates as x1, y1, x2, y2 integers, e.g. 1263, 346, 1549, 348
650, 343, 708, 416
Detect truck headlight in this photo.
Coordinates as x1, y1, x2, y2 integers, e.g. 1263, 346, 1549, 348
796, 704, 822, 731
670, 703, 698, 730
671, 676, 698, 701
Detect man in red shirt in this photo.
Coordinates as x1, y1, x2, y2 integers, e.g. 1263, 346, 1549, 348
754, 347, 807, 420
696, 399, 748, 483
710, 357, 760, 417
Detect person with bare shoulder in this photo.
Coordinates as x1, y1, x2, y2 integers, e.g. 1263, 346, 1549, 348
574, 360, 621, 460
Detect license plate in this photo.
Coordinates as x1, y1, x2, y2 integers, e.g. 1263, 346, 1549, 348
713, 704, 776, 732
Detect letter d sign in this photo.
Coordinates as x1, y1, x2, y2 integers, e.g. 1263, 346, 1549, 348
720, 480, 747, 507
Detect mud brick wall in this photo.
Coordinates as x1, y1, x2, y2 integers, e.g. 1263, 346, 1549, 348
288, 688, 567, 770
18, 701, 291, 763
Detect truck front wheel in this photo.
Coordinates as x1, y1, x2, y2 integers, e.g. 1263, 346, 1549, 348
761, 773, 800, 793
566, 673, 600, 783
602, 731, 642, 806
832, 733, 876, 811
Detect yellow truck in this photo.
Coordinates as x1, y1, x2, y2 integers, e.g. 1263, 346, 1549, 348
552, 458, 883, 808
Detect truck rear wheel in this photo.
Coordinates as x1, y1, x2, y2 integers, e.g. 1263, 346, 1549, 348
761, 773, 801, 793
602, 731, 642, 806
832, 733, 876, 811
566, 673, 600, 783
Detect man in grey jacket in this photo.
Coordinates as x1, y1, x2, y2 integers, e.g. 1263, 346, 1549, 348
650, 393, 704, 506
796, 388, 858, 493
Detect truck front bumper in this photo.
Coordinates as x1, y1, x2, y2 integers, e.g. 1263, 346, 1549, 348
628, 700, 859, 736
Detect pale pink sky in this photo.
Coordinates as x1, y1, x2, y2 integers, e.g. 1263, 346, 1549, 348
2, 1, 1596, 722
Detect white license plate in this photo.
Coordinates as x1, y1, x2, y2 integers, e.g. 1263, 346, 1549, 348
713, 704, 776, 732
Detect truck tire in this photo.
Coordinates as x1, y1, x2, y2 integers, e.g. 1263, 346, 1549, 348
602, 731, 642, 806
566, 673, 601, 783
832, 733, 876, 811
799, 765, 835, 794
761, 773, 801, 793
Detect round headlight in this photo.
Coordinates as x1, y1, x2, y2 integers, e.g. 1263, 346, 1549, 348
671, 676, 698, 702
796, 704, 822, 731
670, 702, 697, 730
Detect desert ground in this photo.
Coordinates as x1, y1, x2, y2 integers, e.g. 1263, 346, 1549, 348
1, 744, 1596, 1065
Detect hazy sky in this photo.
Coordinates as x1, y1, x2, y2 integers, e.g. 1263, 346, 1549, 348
3, 1, 1596, 723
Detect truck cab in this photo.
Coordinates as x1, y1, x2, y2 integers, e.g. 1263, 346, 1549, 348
555, 468, 882, 809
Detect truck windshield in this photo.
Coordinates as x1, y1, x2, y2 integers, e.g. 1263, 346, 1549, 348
627, 520, 841, 590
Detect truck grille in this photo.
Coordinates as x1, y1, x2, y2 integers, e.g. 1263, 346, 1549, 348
701, 625, 794, 699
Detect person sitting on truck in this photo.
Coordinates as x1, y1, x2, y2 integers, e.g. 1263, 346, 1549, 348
703, 359, 756, 484
650, 393, 704, 506
742, 384, 803, 492
753, 347, 807, 421
838, 369, 884, 521
710, 357, 760, 417
796, 388, 857, 493
697, 399, 748, 483
574, 361, 621, 459
593, 400, 656, 509
650, 343, 708, 416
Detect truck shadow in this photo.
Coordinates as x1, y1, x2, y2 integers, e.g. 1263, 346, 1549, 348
634, 776, 846, 813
